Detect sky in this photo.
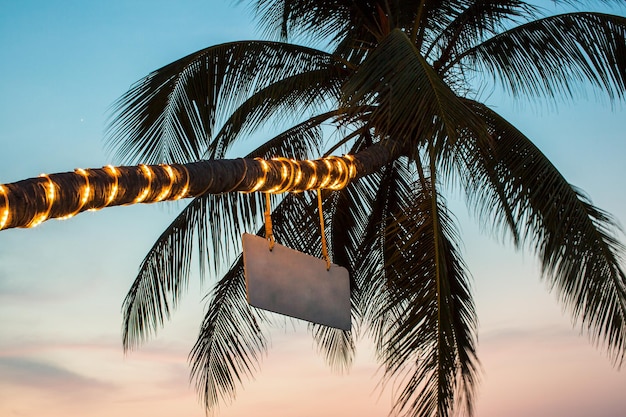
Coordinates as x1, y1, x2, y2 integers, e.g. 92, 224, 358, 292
0, 1, 625, 417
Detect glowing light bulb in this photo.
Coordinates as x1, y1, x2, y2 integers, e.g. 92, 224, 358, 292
28, 214, 47, 228
273, 157, 300, 193
285, 159, 298, 192
266, 158, 288, 193
336, 159, 344, 174
326, 161, 340, 190
155, 188, 171, 202
163, 164, 175, 178
249, 177, 266, 192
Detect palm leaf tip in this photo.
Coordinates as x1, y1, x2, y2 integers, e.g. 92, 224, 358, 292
361, 169, 479, 417
474, 104, 626, 366
189, 259, 269, 411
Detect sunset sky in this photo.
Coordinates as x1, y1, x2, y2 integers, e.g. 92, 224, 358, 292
1, 1, 625, 417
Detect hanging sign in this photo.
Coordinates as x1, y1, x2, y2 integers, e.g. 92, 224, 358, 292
242, 233, 351, 330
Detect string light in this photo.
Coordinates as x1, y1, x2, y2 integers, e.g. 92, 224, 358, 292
319, 159, 334, 189
173, 185, 188, 200
249, 155, 358, 194
283, 159, 299, 191
328, 158, 351, 190
345, 154, 356, 178
294, 162, 303, 190
104, 165, 119, 206
27, 215, 46, 228
248, 158, 270, 192
76, 168, 91, 207
27, 174, 57, 228
0, 154, 358, 230
306, 160, 318, 190
55, 168, 91, 221
171, 164, 190, 200
266, 157, 298, 193
133, 165, 153, 203
328, 159, 342, 190
0, 185, 9, 230
155, 164, 175, 202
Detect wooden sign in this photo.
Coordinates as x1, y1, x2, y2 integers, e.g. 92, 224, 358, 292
242, 233, 351, 330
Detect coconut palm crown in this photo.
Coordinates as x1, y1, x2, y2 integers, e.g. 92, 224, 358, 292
105, 1, 626, 416
35, 1, 626, 417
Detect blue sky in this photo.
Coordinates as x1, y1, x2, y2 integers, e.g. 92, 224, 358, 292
1, 1, 625, 417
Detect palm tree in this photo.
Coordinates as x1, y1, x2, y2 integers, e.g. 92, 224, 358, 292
1, 1, 625, 416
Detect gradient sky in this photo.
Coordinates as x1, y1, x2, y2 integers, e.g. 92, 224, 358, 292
1, 1, 625, 417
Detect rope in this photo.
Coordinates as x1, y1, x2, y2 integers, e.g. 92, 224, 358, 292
317, 190, 331, 270
264, 192, 275, 251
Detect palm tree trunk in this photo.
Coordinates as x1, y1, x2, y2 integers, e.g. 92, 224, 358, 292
0, 142, 398, 231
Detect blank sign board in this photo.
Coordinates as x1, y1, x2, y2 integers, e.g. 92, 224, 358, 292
242, 233, 351, 330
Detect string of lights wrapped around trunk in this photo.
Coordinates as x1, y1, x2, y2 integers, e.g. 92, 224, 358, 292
0, 142, 396, 231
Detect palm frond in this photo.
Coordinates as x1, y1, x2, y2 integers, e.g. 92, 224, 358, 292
106, 41, 336, 164
189, 255, 269, 411
380, 174, 478, 417
250, 0, 353, 43
451, 12, 626, 101
110, 3, 626, 416
303, 190, 360, 373
309, 323, 356, 373
308, 146, 398, 372
242, 112, 327, 160
250, 0, 396, 50
426, 0, 536, 69
122, 128, 322, 350
341, 28, 488, 163
351, 157, 477, 416
451, 98, 521, 245
208, 67, 346, 159
188, 188, 328, 411
474, 103, 626, 364
358, 160, 416, 350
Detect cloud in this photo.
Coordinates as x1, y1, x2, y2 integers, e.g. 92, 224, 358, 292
0, 356, 116, 396
479, 323, 579, 346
